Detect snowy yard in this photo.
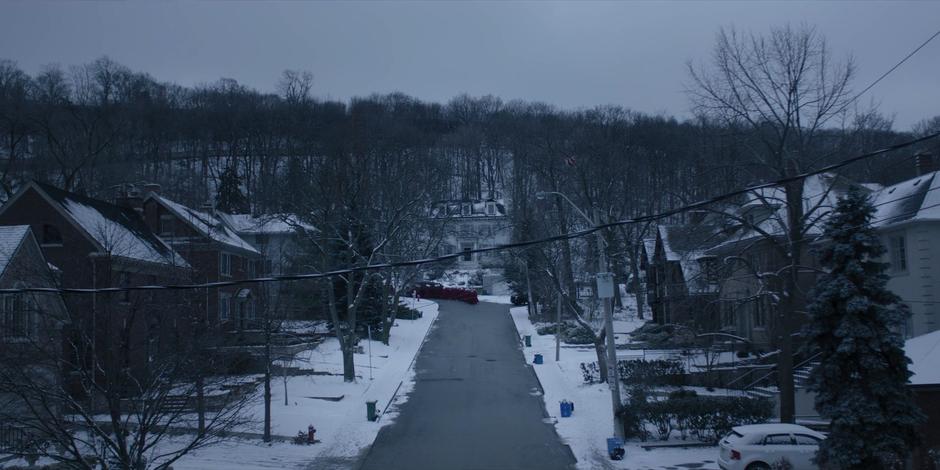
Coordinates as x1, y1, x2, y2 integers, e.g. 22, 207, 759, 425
169, 299, 440, 469
509, 304, 722, 470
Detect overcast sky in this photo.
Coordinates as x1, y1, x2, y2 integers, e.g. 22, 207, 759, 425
1, 1, 938, 129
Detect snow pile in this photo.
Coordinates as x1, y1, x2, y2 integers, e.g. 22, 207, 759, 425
509, 306, 721, 469
172, 299, 439, 469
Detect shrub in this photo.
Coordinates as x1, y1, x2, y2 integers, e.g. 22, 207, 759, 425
564, 323, 595, 345
395, 304, 422, 320
636, 395, 773, 443
617, 359, 685, 386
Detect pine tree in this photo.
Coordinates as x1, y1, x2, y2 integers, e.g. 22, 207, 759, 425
805, 187, 925, 469
216, 165, 248, 213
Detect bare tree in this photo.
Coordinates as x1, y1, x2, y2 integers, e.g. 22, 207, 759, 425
687, 24, 857, 423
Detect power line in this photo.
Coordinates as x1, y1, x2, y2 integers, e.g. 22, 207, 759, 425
2, 132, 939, 296
842, 28, 940, 113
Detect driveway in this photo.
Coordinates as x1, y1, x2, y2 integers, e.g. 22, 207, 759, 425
358, 300, 577, 470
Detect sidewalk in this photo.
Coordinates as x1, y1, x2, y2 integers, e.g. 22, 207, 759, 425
170, 299, 440, 470
509, 306, 719, 470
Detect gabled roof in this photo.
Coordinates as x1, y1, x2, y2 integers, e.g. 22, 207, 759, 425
147, 194, 259, 255
657, 223, 725, 294
218, 213, 315, 235
22, 182, 189, 268
872, 171, 940, 228
906, 329, 940, 386
706, 173, 857, 254
0, 225, 31, 277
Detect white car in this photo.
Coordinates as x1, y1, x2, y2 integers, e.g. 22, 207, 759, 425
717, 423, 826, 470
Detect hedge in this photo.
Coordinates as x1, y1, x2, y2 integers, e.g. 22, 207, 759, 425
629, 392, 774, 442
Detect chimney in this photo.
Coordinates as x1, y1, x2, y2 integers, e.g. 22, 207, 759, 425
916, 151, 937, 176
114, 184, 143, 212
688, 209, 708, 225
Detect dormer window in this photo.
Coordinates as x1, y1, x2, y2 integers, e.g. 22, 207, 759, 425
486, 203, 496, 216
461, 203, 471, 216
42, 224, 63, 246
159, 214, 174, 236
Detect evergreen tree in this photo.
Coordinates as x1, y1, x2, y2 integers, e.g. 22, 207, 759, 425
805, 187, 925, 469
216, 165, 249, 213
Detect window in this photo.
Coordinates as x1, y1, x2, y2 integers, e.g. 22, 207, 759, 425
219, 293, 231, 322
1, 294, 33, 339
486, 203, 495, 216
249, 259, 257, 278
794, 434, 821, 445
763, 434, 794, 445
119, 271, 131, 303
754, 296, 768, 328
461, 243, 474, 262
42, 224, 63, 246
889, 235, 907, 273
220, 253, 232, 277
264, 259, 274, 275
461, 203, 471, 216
159, 214, 175, 236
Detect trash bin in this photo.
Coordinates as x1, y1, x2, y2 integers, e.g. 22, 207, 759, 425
366, 400, 378, 421
524, 335, 532, 347
606, 437, 625, 460
533, 353, 543, 364
560, 400, 573, 418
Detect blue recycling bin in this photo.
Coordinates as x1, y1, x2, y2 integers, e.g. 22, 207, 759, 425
606, 437, 625, 460
560, 400, 572, 417
533, 353, 543, 364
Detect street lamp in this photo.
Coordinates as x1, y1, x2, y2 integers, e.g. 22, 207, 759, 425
535, 191, 623, 438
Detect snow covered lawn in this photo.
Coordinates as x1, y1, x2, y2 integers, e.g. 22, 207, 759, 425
509, 306, 721, 470
171, 299, 440, 469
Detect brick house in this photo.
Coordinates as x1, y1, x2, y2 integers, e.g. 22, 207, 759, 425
141, 190, 262, 332
217, 213, 315, 319
646, 221, 726, 329
0, 182, 191, 387
0, 225, 68, 424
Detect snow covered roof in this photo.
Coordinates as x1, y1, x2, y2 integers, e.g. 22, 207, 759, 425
906, 329, 940, 386
219, 213, 316, 235
872, 171, 940, 228
147, 195, 259, 255
431, 199, 507, 218
33, 182, 189, 267
658, 224, 724, 294
707, 173, 857, 253
0, 225, 31, 276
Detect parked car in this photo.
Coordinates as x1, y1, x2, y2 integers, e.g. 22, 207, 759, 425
717, 423, 825, 470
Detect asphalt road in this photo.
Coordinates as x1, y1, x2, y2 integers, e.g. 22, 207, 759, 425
358, 300, 577, 470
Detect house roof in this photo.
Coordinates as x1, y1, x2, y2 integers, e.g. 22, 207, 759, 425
218, 213, 315, 235
872, 171, 940, 227
431, 199, 507, 218
658, 223, 725, 294
706, 173, 857, 254
147, 194, 259, 255
0, 225, 31, 277
906, 329, 940, 386
30, 182, 189, 267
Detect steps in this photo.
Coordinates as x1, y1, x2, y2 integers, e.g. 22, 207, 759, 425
744, 361, 819, 400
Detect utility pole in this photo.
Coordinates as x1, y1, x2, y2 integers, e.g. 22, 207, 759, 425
555, 289, 562, 362
536, 191, 623, 438
595, 209, 622, 439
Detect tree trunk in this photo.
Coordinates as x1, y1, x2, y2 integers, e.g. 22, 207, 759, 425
594, 328, 609, 383
630, 243, 646, 320
342, 343, 356, 382
778, 176, 804, 424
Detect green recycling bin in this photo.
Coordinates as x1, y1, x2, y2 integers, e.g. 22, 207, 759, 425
524, 335, 532, 347
367, 400, 378, 421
